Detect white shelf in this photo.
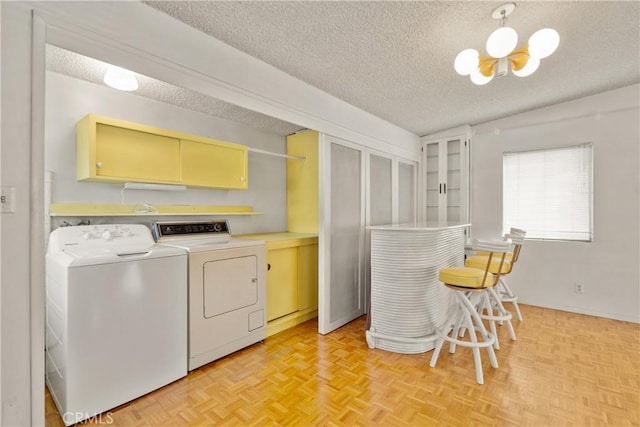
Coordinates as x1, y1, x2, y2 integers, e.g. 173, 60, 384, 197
49, 203, 262, 217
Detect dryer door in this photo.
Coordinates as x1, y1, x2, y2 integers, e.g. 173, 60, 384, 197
203, 255, 258, 318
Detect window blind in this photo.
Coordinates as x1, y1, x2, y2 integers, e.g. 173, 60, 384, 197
503, 144, 593, 241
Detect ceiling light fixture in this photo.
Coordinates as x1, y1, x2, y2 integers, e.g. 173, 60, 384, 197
103, 65, 139, 91
454, 3, 559, 85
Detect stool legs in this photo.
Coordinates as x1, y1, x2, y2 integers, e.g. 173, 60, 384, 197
481, 287, 516, 349
430, 290, 497, 384
497, 277, 523, 321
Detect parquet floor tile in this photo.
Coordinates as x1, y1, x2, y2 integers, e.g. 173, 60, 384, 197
45, 304, 639, 426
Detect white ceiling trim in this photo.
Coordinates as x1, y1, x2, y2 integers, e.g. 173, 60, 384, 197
31, 2, 421, 160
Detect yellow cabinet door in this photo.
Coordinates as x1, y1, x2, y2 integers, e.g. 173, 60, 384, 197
266, 247, 298, 321
93, 123, 181, 182
180, 139, 248, 189
96, 124, 180, 182
297, 244, 318, 311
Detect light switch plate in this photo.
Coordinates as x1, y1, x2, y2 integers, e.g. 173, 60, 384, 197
0, 186, 16, 213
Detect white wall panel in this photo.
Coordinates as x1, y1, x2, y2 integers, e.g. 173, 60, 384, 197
471, 84, 640, 323
1, 3, 35, 425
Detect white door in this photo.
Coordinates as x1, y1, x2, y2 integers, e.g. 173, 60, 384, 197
398, 160, 418, 223
365, 153, 393, 314
319, 135, 366, 334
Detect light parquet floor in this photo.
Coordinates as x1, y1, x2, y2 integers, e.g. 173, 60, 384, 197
46, 304, 640, 426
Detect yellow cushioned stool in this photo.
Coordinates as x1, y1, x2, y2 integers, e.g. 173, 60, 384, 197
439, 267, 496, 288
474, 228, 526, 321
475, 251, 514, 262
464, 254, 516, 349
430, 238, 512, 385
465, 256, 512, 273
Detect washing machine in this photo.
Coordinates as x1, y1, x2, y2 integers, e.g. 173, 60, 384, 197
152, 220, 266, 371
45, 224, 187, 426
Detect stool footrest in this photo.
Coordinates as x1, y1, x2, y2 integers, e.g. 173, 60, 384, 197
436, 330, 496, 349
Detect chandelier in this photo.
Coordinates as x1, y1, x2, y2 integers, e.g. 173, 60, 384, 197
454, 3, 559, 85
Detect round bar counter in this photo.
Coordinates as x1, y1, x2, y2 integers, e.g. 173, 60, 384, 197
365, 221, 470, 354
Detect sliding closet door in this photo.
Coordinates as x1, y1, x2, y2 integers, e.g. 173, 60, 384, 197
365, 153, 393, 312
319, 136, 365, 334
369, 154, 393, 226
398, 160, 418, 223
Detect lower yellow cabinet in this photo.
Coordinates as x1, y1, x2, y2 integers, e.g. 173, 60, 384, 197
266, 247, 298, 321
237, 233, 318, 336
297, 243, 319, 311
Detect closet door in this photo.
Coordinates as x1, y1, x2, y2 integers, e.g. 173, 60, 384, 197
398, 160, 418, 223
369, 154, 393, 226
319, 136, 365, 334
365, 153, 393, 312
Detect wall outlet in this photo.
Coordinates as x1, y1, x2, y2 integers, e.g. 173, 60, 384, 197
575, 283, 584, 294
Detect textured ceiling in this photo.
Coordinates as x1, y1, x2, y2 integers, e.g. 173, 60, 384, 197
46, 45, 303, 136
142, 1, 639, 136
48, 2, 640, 138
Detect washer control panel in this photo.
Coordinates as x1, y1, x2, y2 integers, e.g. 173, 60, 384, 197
77, 225, 138, 242
48, 224, 156, 256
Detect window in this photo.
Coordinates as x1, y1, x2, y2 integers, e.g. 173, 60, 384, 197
503, 144, 593, 241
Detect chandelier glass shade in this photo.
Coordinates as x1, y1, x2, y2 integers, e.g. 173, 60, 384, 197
455, 3, 559, 85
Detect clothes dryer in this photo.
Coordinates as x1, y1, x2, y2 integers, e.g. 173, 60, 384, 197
153, 220, 266, 370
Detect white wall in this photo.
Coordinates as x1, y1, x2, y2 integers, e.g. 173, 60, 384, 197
471, 84, 640, 323
46, 72, 287, 235
1, 2, 35, 425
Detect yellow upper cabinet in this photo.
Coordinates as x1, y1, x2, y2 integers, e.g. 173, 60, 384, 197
77, 115, 181, 183
180, 138, 247, 189
76, 114, 248, 189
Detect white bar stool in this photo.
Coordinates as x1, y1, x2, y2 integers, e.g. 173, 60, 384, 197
429, 238, 512, 385
464, 244, 516, 350
472, 228, 526, 321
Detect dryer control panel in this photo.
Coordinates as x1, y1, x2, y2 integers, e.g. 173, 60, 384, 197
152, 220, 231, 244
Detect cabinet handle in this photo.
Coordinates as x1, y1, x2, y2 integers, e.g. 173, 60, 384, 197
267, 263, 271, 271
439, 183, 442, 194
96, 162, 103, 169
444, 183, 446, 194
240, 177, 245, 182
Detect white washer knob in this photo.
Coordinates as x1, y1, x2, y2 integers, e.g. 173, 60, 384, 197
101, 230, 114, 241
122, 231, 133, 238
82, 232, 92, 240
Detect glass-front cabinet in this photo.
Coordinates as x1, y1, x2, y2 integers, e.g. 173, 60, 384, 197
422, 131, 470, 223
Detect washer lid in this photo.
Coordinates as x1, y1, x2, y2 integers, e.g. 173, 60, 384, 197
59, 244, 185, 267
47, 224, 185, 265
